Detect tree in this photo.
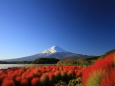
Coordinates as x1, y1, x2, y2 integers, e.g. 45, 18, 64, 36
31, 58, 60, 64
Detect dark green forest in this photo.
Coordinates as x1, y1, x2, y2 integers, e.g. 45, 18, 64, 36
31, 58, 59, 64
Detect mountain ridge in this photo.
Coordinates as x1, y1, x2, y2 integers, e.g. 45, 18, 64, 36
2, 46, 94, 61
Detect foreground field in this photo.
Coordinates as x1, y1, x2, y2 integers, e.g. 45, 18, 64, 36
0, 65, 84, 86
0, 50, 115, 86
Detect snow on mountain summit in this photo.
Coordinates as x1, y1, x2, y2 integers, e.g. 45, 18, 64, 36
41, 46, 68, 54
3, 46, 93, 61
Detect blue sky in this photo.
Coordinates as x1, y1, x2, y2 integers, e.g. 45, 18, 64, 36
0, 0, 115, 59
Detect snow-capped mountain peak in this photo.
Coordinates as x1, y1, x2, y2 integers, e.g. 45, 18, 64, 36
2, 46, 93, 61
41, 46, 67, 54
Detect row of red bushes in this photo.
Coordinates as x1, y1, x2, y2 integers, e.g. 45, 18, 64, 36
0, 65, 84, 86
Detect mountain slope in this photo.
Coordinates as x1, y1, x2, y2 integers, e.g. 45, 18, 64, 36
41, 46, 68, 54
3, 46, 94, 61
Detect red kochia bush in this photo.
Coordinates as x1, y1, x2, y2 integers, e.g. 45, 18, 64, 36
20, 78, 29, 86
76, 70, 82, 77
40, 73, 49, 86
26, 72, 35, 81
54, 71, 61, 81
31, 77, 40, 86
2, 79, 16, 86
0, 73, 7, 84
48, 72, 55, 82
15, 76, 21, 85
38, 72, 42, 77
67, 70, 75, 79
100, 69, 115, 86
82, 52, 115, 86
61, 71, 67, 80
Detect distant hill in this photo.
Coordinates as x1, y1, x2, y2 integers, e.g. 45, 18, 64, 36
3, 46, 95, 61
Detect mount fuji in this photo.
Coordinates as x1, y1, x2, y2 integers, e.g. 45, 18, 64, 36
4, 46, 93, 61
41, 46, 68, 54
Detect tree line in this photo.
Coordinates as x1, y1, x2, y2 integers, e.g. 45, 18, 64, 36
0, 58, 59, 64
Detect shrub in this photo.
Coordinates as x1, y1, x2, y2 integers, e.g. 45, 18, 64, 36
31, 77, 40, 86
54, 71, 61, 82
40, 73, 49, 86
20, 78, 29, 86
82, 52, 115, 86
2, 79, 16, 86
